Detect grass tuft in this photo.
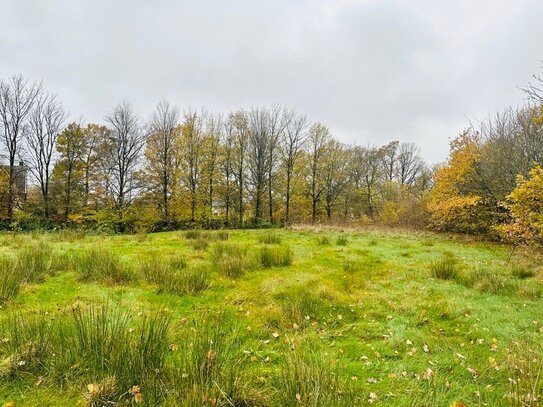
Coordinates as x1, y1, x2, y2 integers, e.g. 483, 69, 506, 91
430, 252, 458, 280
258, 245, 293, 268
258, 231, 281, 244
75, 247, 134, 284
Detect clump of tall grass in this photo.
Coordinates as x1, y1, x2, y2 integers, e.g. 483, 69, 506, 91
52, 229, 87, 242
157, 265, 210, 295
74, 247, 134, 284
336, 234, 348, 246
185, 230, 203, 240
275, 342, 351, 406
169, 314, 253, 404
189, 238, 209, 251
0, 256, 24, 304
215, 230, 229, 241
258, 245, 293, 268
140, 255, 187, 284
511, 261, 536, 279
16, 241, 53, 282
317, 235, 330, 245
0, 303, 171, 405
430, 252, 458, 280
462, 267, 518, 295
211, 242, 252, 278
275, 284, 330, 323
258, 231, 281, 244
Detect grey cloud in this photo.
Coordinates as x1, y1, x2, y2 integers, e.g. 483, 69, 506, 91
1, 0, 541, 162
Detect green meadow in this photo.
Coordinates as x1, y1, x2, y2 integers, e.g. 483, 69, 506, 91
0, 229, 541, 406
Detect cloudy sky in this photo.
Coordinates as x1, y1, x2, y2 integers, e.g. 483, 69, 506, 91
1, 0, 541, 162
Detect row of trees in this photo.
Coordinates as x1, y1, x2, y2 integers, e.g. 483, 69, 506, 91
0, 75, 432, 231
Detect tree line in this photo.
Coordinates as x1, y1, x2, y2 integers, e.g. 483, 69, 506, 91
0, 75, 432, 232
1, 73, 542, 243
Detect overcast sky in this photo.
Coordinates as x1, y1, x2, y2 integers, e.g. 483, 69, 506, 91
1, 0, 541, 162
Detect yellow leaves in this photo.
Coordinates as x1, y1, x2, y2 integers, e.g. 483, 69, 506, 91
503, 164, 543, 243
4, 402, 15, 407
129, 385, 143, 404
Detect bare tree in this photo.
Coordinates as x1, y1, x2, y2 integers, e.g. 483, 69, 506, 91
265, 105, 287, 223
0, 75, 42, 222
397, 142, 423, 186
323, 140, 349, 220
181, 110, 205, 222
203, 113, 222, 219
25, 93, 66, 219
306, 123, 330, 224
145, 100, 180, 222
104, 101, 145, 220
222, 118, 235, 226
82, 124, 108, 208
248, 107, 271, 223
381, 140, 399, 181
230, 111, 249, 226
281, 109, 308, 225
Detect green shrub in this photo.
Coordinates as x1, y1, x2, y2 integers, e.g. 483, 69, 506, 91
430, 252, 458, 280
75, 248, 134, 284
336, 234, 348, 246
259, 245, 292, 268
258, 232, 281, 244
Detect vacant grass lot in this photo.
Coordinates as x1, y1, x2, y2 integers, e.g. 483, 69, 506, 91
0, 229, 541, 406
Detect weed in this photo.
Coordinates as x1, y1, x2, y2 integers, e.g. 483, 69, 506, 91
189, 238, 209, 251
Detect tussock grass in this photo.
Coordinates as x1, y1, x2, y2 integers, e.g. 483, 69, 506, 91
511, 261, 536, 279
276, 342, 351, 406
156, 265, 210, 295
17, 241, 53, 282
274, 284, 332, 323
140, 256, 208, 295
140, 255, 187, 284
189, 237, 209, 251
430, 252, 458, 280
0, 303, 171, 405
74, 247, 134, 284
215, 230, 229, 241
316, 235, 330, 245
184, 230, 202, 240
169, 314, 259, 405
258, 245, 292, 268
211, 242, 252, 278
0, 256, 24, 304
258, 231, 281, 244
336, 234, 348, 246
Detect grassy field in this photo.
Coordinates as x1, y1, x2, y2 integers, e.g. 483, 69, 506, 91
0, 228, 541, 406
